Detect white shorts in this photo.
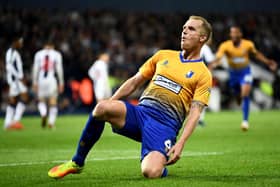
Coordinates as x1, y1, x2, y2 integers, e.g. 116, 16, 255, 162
9, 81, 27, 97
94, 81, 112, 101
38, 81, 58, 99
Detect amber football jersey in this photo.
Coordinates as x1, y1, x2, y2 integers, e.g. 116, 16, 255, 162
216, 39, 257, 69
139, 50, 212, 124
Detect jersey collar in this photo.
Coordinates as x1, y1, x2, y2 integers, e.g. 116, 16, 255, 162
179, 51, 203, 63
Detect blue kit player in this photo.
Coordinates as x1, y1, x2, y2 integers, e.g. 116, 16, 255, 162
48, 16, 212, 179
210, 26, 278, 131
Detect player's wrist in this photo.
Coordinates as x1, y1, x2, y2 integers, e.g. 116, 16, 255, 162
270, 60, 276, 66
177, 139, 186, 147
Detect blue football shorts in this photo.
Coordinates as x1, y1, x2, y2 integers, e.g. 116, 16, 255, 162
112, 101, 178, 161
229, 66, 253, 94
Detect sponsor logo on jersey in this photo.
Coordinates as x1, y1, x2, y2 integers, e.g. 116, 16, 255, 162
154, 75, 182, 94
232, 57, 246, 64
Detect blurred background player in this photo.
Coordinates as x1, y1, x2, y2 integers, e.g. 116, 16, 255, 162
198, 40, 216, 126
88, 53, 112, 102
32, 41, 64, 129
209, 26, 278, 131
3, 35, 28, 130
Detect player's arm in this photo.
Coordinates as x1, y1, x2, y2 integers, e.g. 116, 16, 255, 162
249, 41, 277, 71
207, 58, 222, 70
110, 50, 160, 100
110, 72, 148, 100
6, 53, 23, 80
254, 51, 278, 71
167, 69, 212, 165
32, 54, 40, 93
208, 43, 225, 70
6, 63, 19, 79
56, 53, 64, 94
15, 53, 24, 80
167, 101, 204, 165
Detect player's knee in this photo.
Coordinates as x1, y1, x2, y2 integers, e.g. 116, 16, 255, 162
141, 166, 162, 179
19, 98, 28, 105
241, 93, 250, 98
8, 97, 17, 106
93, 101, 109, 118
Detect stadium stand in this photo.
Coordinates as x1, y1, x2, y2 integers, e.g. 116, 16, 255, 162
0, 7, 279, 112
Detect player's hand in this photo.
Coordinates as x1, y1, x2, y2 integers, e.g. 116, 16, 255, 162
268, 60, 278, 72
166, 142, 184, 165
208, 58, 222, 71
59, 85, 64, 94
208, 61, 219, 72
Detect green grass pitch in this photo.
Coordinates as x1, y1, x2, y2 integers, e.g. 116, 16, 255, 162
0, 110, 279, 187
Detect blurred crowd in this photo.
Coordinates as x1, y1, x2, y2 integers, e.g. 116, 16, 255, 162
0, 7, 280, 112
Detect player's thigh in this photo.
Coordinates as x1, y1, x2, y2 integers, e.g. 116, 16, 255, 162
93, 100, 126, 129
228, 77, 240, 95
8, 96, 17, 105
94, 82, 106, 101
38, 97, 47, 103
141, 151, 166, 178
19, 92, 28, 103
241, 83, 252, 97
240, 73, 253, 97
48, 96, 58, 106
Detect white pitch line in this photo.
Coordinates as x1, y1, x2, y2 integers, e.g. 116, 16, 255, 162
0, 151, 223, 167
182, 152, 223, 157
0, 149, 140, 153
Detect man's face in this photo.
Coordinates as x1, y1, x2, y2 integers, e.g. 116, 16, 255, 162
16, 38, 23, 49
181, 19, 205, 50
230, 27, 242, 42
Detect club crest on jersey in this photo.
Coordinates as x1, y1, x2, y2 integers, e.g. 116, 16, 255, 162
186, 71, 194, 78
161, 60, 169, 66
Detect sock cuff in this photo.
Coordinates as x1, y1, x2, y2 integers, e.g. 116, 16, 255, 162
161, 168, 168, 178
7, 104, 16, 109
9, 103, 17, 108
49, 106, 58, 113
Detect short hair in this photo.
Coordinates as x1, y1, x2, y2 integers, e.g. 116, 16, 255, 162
189, 15, 212, 43
44, 37, 55, 46
230, 25, 242, 32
